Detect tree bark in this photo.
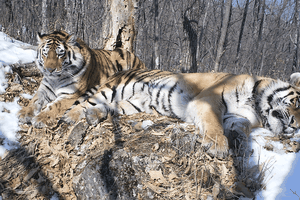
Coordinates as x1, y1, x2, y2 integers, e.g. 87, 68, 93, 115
236, 0, 249, 59
292, 0, 299, 72
214, 0, 232, 72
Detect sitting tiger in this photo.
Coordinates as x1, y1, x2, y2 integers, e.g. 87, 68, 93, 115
63, 69, 300, 158
18, 30, 145, 128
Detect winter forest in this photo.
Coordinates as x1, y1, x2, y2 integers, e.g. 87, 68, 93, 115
0, 0, 300, 199
0, 0, 299, 80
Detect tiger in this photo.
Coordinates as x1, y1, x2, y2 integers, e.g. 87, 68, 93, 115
62, 69, 300, 158
18, 30, 145, 128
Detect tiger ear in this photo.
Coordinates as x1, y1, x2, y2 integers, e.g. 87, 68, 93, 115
66, 34, 77, 45
290, 73, 300, 87
36, 32, 44, 44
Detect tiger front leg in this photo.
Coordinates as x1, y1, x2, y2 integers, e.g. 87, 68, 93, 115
59, 104, 86, 125
18, 91, 49, 124
60, 101, 109, 126
85, 104, 110, 126
32, 97, 77, 128
223, 114, 252, 149
186, 96, 229, 158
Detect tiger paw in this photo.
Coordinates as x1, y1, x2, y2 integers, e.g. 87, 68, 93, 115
18, 107, 34, 124
59, 105, 86, 125
85, 106, 108, 126
32, 112, 56, 129
201, 133, 229, 159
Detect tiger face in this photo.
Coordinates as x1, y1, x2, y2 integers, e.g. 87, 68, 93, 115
36, 31, 84, 78
266, 96, 300, 137
258, 79, 300, 137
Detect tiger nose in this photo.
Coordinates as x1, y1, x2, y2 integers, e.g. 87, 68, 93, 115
46, 67, 55, 73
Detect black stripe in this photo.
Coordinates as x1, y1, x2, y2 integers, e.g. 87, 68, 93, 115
71, 49, 77, 60
132, 56, 137, 68
221, 90, 228, 113
44, 95, 52, 103
235, 88, 239, 103
111, 86, 117, 103
127, 100, 142, 112
120, 106, 125, 114
116, 60, 123, 71
74, 100, 80, 105
117, 48, 124, 59
105, 83, 112, 89
101, 91, 107, 99
156, 84, 166, 106
121, 70, 139, 99
141, 83, 146, 91
58, 92, 75, 95
135, 70, 163, 83
252, 80, 262, 95
59, 76, 73, 82
88, 99, 97, 106
168, 82, 178, 118
162, 96, 169, 112
43, 83, 57, 98
60, 81, 77, 88
123, 68, 139, 80
68, 51, 71, 60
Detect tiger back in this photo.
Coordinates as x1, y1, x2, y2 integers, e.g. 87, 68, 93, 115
18, 30, 145, 128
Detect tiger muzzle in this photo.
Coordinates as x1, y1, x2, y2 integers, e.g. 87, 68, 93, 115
44, 50, 62, 73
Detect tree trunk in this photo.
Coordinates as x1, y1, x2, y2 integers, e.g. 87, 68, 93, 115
153, 0, 160, 69
292, 0, 299, 72
236, 0, 249, 59
256, 0, 265, 48
214, 0, 232, 72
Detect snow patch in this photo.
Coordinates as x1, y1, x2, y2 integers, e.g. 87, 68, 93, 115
0, 31, 36, 158
0, 32, 36, 65
142, 120, 154, 130
0, 98, 21, 157
248, 128, 298, 200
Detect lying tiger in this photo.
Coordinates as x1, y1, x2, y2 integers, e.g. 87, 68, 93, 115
62, 69, 300, 158
18, 30, 145, 128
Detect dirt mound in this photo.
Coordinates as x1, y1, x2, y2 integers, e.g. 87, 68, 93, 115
0, 63, 298, 199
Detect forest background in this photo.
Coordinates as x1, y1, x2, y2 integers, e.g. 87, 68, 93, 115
0, 0, 299, 81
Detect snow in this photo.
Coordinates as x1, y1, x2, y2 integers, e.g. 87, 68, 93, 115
0, 99, 21, 155
0, 31, 299, 199
50, 193, 59, 200
0, 31, 36, 158
0, 31, 36, 66
249, 128, 300, 200
142, 120, 154, 130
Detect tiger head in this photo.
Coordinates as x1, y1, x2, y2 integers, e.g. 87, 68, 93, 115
258, 73, 300, 137
36, 31, 85, 78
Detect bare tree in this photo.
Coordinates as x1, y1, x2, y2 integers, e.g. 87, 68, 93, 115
236, 0, 249, 59
214, 0, 232, 72
0, 0, 298, 79
292, 0, 299, 72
